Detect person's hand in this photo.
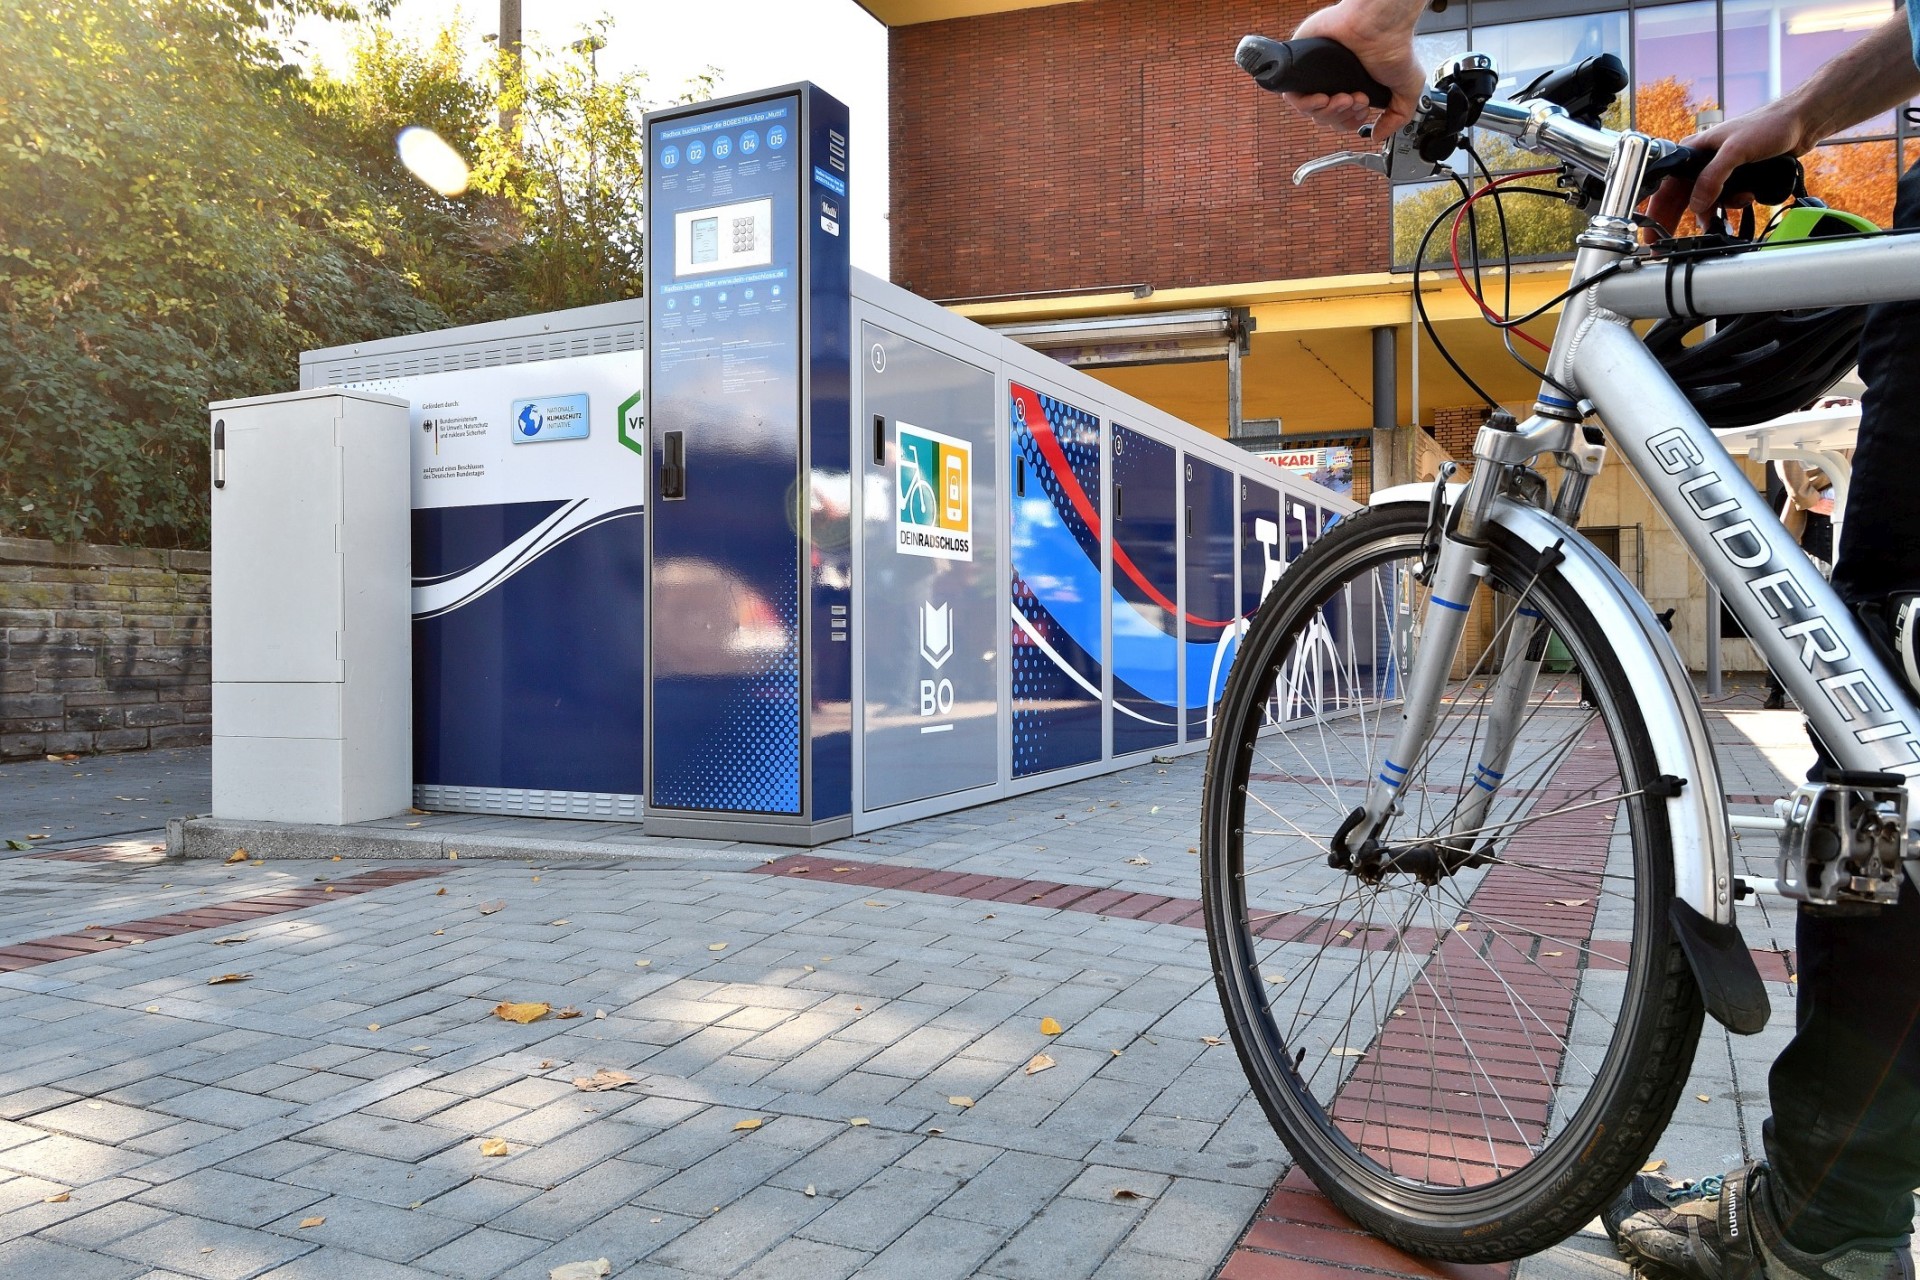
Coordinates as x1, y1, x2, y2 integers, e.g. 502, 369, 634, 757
1283, 1, 1428, 136
1647, 100, 1814, 232
1810, 496, 1836, 516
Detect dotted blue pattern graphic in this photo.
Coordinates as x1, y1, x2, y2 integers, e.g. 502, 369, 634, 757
1010, 384, 1104, 779
650, 556, 802, 815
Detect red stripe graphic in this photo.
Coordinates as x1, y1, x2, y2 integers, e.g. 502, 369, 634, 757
1013, 383, 1240, 629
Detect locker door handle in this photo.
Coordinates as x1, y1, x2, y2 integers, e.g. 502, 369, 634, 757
1113, 483, 1123, 520
873, 415, 886, 467
661, 431, 686, 500
213, 419, 226, 490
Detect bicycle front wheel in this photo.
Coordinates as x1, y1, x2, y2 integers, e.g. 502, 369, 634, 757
1201, 501, 1703, 1262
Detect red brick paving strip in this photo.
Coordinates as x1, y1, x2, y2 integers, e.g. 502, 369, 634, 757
0, 866, 445, 972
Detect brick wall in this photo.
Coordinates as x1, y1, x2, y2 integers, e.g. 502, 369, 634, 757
0, 538, 211, 760
890, 0, 1386, 301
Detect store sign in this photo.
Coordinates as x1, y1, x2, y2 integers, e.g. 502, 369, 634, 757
1258, 445, 1355, 498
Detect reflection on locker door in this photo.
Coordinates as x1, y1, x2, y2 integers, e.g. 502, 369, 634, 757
1109, 425, 1177, 756
1183, 456, 1234, 739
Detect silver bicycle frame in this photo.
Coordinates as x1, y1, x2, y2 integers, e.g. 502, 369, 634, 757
1358, 96, 1920, 919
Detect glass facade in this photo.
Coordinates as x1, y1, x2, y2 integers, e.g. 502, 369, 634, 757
1392, 0, 1912, 266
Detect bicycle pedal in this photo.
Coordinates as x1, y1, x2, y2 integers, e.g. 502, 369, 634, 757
1775, 770, 1913, 908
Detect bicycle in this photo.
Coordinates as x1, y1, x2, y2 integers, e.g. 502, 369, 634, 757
1199, 36, 1920, 1264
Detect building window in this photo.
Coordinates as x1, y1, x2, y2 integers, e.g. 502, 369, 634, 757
1390, 0, 1907, 269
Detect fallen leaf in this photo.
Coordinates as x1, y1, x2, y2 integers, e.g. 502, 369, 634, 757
555, 1007, 583, 1020
547, 919, 569, 927
206, 973, 251, 985
1642, 1159, 1668, 1173
248, 859, 264, 867
789, 866, 810, 874
863, 900, 888, 908
635, 959, 651, 967
1039, 1017, 1063, 1036
1113, 1188, 1147, 1200
708, 942, 728, 952
323, 887, 335, 893
480, 1138, 509, 1157
1331, 1047, 1366, 1058
211, 935, 248, 946
573, 1070, 637, 1092
1455, 923, 1472, 932
1125, 856, 1150, 866
367, 1023, 381, 1031
405, 822, 422, 829
1543, 950, 1564, 957
1552, 899, 1590, 908
298, 1215, 325, 1228
435, 887, 447, 896
926, 1126, 945, 1135
948, 1096, 974, 1108
1264, 973, 1285, 985
1697, 1094, 1711, 1102
1110, 1048, 1123, 1057
493, 1001, 550, 1024
848, 1117, 870, 1127
804, 1184, 817, 1197
1025, 1053, 1056, 1075
43, 1192, 68, 1204
145, 1006, 160, 1013
803, 965, 815, 973
331, 855, 342, 862
832, 866, 851, 873
24, 834, 47, 841
477, 900, 506, 915
432, 930, 445, 936
732, 1117, 763, 1132
225, 850, 248, 864
540, 1060, 555, 1069
1337, 929, 1354, 939
447, 850, 459, 860
3, 840, 28, 851
1150, 805, 1160, 813
594, 1009, 606, 1020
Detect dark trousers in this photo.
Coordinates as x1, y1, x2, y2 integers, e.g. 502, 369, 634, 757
1761, 161, 1920, 1252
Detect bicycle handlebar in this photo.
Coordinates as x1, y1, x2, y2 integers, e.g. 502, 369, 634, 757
1235, 36, 1392, 106
1239, 35, 1802, 207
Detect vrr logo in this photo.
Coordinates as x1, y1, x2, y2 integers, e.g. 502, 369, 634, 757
896, 423, 972, 562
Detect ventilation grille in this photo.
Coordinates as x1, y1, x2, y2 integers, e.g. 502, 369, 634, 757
413, 785, 643, 822
312, 327, 641, 387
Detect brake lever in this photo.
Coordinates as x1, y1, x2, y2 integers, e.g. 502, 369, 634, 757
1293, 126, 1442, 185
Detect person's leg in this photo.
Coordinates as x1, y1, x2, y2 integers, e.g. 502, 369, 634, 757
1762, 881, 1920, 1250
1760, 158, 1920, 1256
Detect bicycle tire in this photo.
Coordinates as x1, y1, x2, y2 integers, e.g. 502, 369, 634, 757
1200, 501, 1704, 1262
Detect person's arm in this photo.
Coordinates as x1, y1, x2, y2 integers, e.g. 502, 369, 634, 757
1650, 13, 1920, 226
1283, 0, 1431, 135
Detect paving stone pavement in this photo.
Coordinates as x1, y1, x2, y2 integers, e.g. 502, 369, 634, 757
0, 680, 1913, 1279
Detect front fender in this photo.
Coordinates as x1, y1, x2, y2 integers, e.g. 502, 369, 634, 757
1369, 484, 1736, 925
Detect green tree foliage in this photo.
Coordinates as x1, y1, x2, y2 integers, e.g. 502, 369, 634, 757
0, 3, 701, 549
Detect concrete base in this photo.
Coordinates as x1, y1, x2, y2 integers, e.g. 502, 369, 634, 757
641, 813, 855, 846
167, 815, 773, 869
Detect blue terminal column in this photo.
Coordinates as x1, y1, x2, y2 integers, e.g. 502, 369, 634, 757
643, 84, 852, 843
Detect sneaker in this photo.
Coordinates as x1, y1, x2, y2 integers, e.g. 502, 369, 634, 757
1602, 1162, 1914, 1280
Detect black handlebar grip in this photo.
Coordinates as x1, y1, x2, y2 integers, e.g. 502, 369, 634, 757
1655, 146, 1800, 205
1235, 35, 1395, 106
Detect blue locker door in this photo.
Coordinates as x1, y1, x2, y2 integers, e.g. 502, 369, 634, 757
1109, 426, 1178, 756
1240, 478, 1283, 620
1185, 457, 1236, 739
1009, 382, 1103, 778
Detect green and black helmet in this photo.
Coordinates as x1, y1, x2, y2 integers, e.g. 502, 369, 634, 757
1645, 203, 1880, 430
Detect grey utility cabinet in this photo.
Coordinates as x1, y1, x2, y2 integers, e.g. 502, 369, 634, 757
208, 389, 411, 824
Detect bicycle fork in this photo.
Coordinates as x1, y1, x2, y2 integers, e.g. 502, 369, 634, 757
1336, 469, 1547, 878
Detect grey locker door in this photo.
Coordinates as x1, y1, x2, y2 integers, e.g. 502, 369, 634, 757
860, 323, 998, 811
211, 400, 345, 684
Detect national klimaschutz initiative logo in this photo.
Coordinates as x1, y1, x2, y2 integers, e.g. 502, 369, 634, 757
896, 423, 971, 561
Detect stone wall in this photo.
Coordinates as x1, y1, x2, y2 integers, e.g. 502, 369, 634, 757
0, 537, 210, 759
